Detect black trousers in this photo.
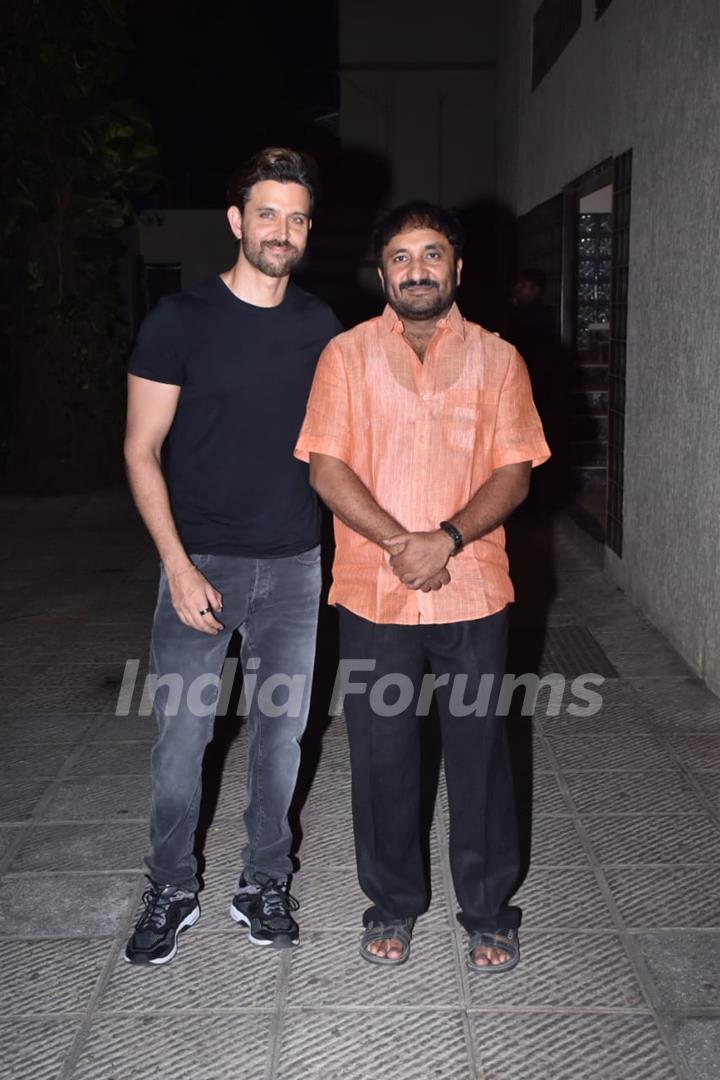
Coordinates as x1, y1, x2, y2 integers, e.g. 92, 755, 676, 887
338, 604, 521, 933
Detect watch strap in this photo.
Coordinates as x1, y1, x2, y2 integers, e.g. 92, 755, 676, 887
439, 520, 464, 554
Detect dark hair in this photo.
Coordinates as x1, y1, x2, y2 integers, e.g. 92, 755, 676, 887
371, 201, 464, 263
518, 267, 547, 291
227, 147, 316, 214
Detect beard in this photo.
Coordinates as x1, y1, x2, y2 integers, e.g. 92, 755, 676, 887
241, 236, 303, 278
387, 278, 456, 321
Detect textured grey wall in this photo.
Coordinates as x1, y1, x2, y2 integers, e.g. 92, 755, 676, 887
497, 0, 720, 688
339, 0, 497, 206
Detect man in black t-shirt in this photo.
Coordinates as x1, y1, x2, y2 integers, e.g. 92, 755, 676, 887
124, 148, 341, 966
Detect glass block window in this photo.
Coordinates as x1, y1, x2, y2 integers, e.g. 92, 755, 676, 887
575, 214, 612, 346
532, 0, 582, 90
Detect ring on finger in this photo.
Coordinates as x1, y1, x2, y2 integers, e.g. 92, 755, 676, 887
198, 606, 212, 616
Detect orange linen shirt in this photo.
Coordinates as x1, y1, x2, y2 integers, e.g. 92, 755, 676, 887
294, 303, 550, 625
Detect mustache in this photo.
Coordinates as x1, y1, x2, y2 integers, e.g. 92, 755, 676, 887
262, 239, 297, 251
399, 278, 439, 291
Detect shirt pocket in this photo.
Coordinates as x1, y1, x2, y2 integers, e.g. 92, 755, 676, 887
441, 388, 494, 452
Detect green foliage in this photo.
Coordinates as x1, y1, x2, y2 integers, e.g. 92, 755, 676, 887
0, 0, 159, 489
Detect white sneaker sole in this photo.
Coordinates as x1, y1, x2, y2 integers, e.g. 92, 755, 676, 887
125, 903, 201, 966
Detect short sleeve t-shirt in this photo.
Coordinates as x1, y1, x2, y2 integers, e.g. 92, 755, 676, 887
129, 275, 341, 557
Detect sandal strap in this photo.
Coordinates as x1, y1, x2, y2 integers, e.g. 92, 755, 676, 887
362, 917, 415, 950
467, 927, 518, 960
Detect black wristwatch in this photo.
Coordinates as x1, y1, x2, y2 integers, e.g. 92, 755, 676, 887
439, 520, 464, 555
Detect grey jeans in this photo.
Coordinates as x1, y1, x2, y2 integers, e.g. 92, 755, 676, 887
145, 548, 321, 891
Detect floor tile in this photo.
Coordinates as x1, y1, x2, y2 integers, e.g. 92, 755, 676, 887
0, 824, 23, 864
581, 812, 720, 864
540, 704, 651, 737
0, 938, 109, 1013
635, 930, 720, 1008
86, 715, 156, 742
512, 865, 614, 928
0, 1018, 80, 1079
0, 780, 50, 821
605, 866, 720, 928
667, 1017, 720, 1080
528, 816, 589, 865
465, 931, 644, 1008
529, 772, 570, 815
589, 625, 694, 678
68, 743, 151, 776
99, 931, 281, 1011
5, 683, 122, 714
469, 1013, 677, 1079
549, 733, 675, 771
286, 925, 461, 1008
632, 678, 720, 731
72, 1014, 273, 1079
0, 714, 91, 744
667, 732, 720, 771
563, 771, 704, 816
277, 1010, 471, 1080
693, 773, 720, 814
0, 744, 72, 778
0, 874, 137, 936
39, 776, 151, 821
9, 822, 148, 872
296, 816, 358, 868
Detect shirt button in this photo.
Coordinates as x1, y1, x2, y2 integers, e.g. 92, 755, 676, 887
421, 392, 431, 401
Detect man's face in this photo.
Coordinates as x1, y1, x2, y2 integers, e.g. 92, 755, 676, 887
378, 227, 462, 321
512, 277, 541, 306
232, 180, 311, 278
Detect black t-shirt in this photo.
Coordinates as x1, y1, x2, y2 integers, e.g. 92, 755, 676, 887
128, 275, 342, 557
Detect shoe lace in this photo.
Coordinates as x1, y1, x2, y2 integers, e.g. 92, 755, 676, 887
258, 879, 299, 919
136, 884, 174, 931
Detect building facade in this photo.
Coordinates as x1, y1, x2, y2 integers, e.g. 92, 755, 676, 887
497, 0, 720, 689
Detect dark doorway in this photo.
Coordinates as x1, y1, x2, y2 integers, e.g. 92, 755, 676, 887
560, 155, 632, 547
561, 160, 614, 540
513, 153, 632, 547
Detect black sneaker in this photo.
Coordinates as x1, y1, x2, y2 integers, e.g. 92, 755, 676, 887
229, 873, 299, 948
124, 881, 200, 965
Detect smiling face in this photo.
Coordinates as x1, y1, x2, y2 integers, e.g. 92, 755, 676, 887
378, 226, 462, 322
229, 179, 311, 279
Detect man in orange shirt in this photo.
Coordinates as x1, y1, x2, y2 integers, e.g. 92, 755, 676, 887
295, 202, 549, 973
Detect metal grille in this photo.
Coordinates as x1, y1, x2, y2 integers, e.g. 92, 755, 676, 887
607, 149, 632, 556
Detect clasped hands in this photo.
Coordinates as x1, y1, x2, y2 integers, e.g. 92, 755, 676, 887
381, 529, 456, 592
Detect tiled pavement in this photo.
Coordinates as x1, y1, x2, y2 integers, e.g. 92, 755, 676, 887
1, 489, 720, 1079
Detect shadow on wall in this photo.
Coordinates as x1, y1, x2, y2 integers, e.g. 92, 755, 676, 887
456, 197, 516, 331
294, 145, 394, 329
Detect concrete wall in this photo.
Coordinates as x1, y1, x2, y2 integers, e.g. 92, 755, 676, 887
497, 0, 720, 689
339, 0, 497, 206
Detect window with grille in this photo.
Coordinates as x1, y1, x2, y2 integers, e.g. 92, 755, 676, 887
532, 0, 582, 90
